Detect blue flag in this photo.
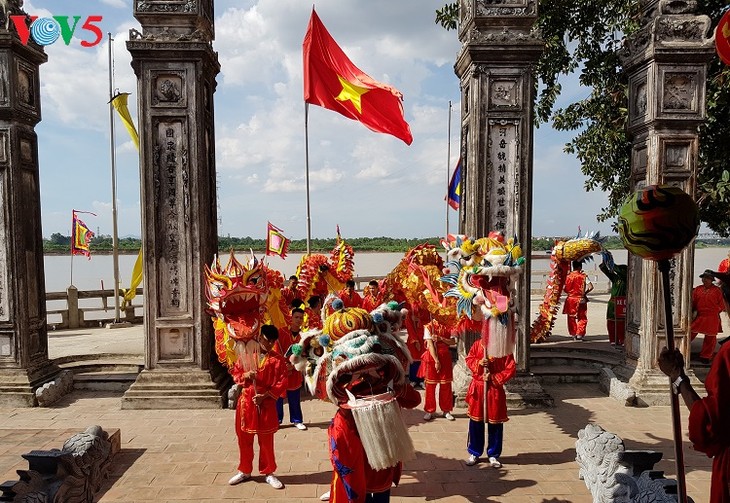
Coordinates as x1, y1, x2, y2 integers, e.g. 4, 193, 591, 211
447, 158, 461, 210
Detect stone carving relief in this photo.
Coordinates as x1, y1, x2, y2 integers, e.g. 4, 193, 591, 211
633, 82, 647, 119
490, 79, 518, 108
0, 129, 7, 164
17, 68, 32, 106
659, 0, 696, 15
0, 334, 10, 357
0, 425, 119, 502
153, 74, 183, 105
136, 0, 197, 13
19, 138, 32, 163
662, 73, 695, 111
576, 424, 680, 503
656, 17, 709, 43
665, 144, 688, 169
466, 26, 542, 45
474, 0, 536, 17
128, 27, 210, 43
0, 0, 24, 30
0, 58, 8, 105
159, 327, 189, 359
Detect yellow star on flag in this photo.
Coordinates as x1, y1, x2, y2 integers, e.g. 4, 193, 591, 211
335, 75, 369, 114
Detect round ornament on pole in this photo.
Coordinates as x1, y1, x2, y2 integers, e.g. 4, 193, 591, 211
617, 184, 699, 261
617, 183, 699, 503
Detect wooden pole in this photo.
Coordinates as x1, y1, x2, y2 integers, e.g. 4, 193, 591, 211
658, 258, 687, 503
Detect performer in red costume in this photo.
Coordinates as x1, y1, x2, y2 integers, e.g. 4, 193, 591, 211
362, 280, 383, 312
338, 279, 364, 309
328, 383, 420, 503
464, 337, 516, 468
305, 295, 324, 330
420, 319, 456, 421
274, 308, 307, 430
562, 261, 593, 341
691, 270, 727, 363
659, 343, 730, 503
281, 275, 301, 308
229, 324, 288, 489
403, 301, 426, 389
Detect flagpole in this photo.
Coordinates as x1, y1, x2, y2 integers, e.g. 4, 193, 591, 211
304, 102, 312, 255
445, 101, 452, 238
108, 33, 121, 324
70, 218, 74, 287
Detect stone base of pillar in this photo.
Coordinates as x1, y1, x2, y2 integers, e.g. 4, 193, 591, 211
505, 373, 555, 409
618, 364, 703, 407
0, 363, 61, 407
453, 363, 554, 409
122, 366, 232, 409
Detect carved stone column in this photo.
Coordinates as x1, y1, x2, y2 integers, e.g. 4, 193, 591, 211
619, 0, 714, 406
122, 0, 226, 409
453, 0, 552, 408
0, 6, 59, 407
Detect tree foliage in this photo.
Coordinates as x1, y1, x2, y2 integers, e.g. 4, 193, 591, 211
437, 1, 730, 235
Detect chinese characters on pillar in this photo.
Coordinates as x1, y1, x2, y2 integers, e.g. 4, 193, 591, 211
164, 126, 181, 309
488, 120, 518, 233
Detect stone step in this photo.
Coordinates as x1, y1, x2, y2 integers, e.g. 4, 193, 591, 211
531, 365, 602, 384
73, 371, 140, 391
530, 350, 623, 368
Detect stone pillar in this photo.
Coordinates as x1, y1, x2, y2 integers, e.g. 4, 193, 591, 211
0, 6, 59, 407
453, 0, 552, 408
122, 0, 226, 409
619, 0, 714, 406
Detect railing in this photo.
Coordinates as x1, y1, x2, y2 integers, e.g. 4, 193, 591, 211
46, 287, 143, 329
47, 259, 611, 329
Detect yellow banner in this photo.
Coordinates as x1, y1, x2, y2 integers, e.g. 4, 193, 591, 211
111, 92, 139, 150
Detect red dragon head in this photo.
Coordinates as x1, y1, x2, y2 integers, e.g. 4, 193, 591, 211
205, 251, 269, 344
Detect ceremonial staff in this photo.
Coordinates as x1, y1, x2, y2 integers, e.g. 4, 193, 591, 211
618, 184, 700, 503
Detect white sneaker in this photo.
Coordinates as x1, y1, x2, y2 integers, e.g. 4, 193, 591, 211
295, 422, 308, 430
228, 471, 250, 485
489, 456, 502, 468
320, 490, 331, 501
423, 412, 433, 421
444, 412, 455, 421
465, 454, 479, 466
265, 474, 284, 489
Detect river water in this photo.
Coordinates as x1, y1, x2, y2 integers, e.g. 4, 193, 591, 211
44, 247, 729, 293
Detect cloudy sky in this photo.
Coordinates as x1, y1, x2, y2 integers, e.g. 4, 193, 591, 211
30, 0, 614, 240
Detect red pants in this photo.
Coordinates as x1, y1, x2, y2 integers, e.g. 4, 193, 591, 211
567, 312, 588, 337
691, 332, 717, 360
607, 319, 625, 345
424, 381, 453, 414
235, 403, 277, 475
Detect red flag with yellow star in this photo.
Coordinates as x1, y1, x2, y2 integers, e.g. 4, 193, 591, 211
303, 9, 413, 145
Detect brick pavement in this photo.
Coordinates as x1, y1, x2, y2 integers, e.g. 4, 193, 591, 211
0, 383, 713, 503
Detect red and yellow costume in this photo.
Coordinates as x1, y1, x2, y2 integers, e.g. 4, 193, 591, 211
688, 341, 730, 502
562, 269, 590, 337
305, 306, 323, 331
328, 385, 420, 503
464, 343, 516, 423
338, 288, 363, 309
419, 319, 454, 414
231, 353, 288, 475
718, 257, 729, 274
691, 283, 726, 360
362, 291, 383, 312
274, 327, 304, 391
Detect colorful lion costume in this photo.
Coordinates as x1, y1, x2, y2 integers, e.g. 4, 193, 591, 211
290, 301, 419, 502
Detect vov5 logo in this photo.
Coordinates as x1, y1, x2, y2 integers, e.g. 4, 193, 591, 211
10, 15, 103, 47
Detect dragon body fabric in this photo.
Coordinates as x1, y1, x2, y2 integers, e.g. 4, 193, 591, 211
204, 251, 288, 372
294, 237, 355, 302
529, 234, 605, 343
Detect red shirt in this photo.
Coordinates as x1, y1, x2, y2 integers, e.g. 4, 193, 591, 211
464, 342, 515, 423
274, 327, 304, 391
338, 288, 363, 309
232, 353, 288, 435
